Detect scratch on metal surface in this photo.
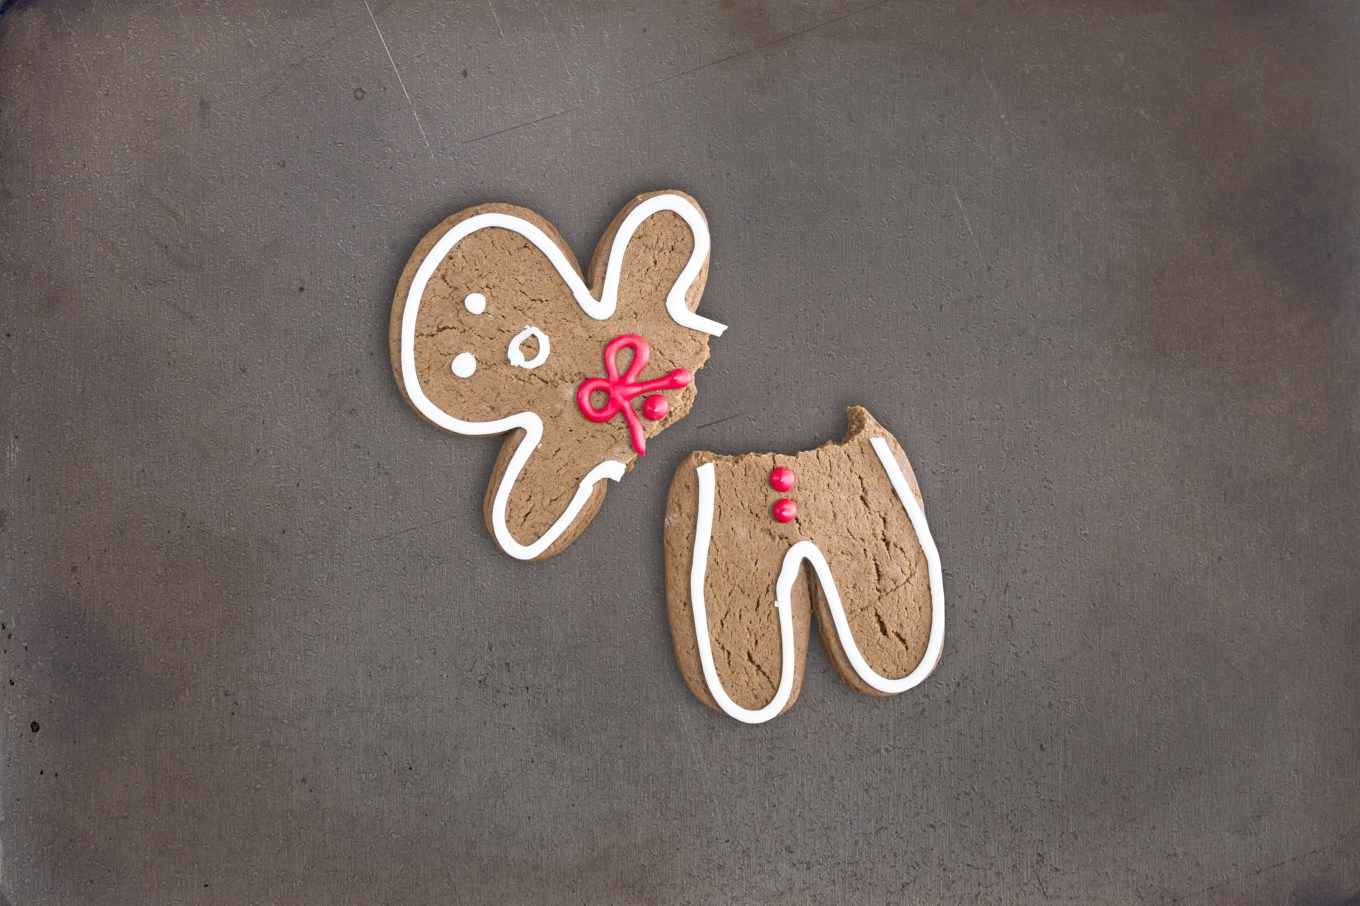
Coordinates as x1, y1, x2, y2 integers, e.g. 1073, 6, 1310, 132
1034, 867, 1052, 901
1168, 821, 1360, 904
676, 701, 726, 839
461, 0, 897, 148
371, 513, 461, 542
363, 0, 434, 159
257, 10, 354, 101
952, 187, 984, 265
985, 76, 1019, 157
461, 104, 581, 146
486, 0, 524, 89
537, 0, 574, 87
626, 0, 897, 97
694, 411, 750, 432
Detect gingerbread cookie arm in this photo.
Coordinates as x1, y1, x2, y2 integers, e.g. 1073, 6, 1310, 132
589, 191, 726, 337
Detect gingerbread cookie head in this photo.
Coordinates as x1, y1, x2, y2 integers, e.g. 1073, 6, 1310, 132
390, 191, 726, 561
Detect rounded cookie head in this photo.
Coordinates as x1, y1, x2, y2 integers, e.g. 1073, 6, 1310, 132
390, 203, 602, 435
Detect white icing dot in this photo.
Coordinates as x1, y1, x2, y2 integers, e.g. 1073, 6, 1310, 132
451, 352, 477, 378
464, 292, 487, 315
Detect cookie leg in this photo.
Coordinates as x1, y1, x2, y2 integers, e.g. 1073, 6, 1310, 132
664, 456, 812, 723
808, 432, 945, 695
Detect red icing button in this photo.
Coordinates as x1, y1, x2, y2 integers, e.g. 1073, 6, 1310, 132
772, 498, 797, 523
642, 394, 669, 421
769, 466, 795, 492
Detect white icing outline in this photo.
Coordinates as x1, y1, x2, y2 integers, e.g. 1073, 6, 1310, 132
400, 193, 722, 560
688, 437, 945, 723
507, 325, 550, 369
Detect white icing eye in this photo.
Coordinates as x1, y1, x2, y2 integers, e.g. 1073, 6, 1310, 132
451, 352, 477, 378
464, 292, 487, 315
507, 325, 550, 370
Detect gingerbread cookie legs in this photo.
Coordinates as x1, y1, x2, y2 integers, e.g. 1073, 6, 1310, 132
664, 407, 944, 723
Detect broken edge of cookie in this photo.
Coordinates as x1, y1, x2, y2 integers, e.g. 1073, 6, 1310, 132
664, 406, 945, 724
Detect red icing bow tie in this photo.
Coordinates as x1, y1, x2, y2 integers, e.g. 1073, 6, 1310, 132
576, 334, 691, 456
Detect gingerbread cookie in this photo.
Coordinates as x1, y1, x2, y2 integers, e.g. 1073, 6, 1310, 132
664, 407, 944, 723
390, 191, 726, 560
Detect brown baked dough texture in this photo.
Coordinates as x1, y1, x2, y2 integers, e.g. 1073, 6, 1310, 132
664, 407, 940, 720
389, 191, 718, 560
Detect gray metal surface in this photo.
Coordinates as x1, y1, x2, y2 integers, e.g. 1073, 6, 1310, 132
2, 1, 1358, 903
